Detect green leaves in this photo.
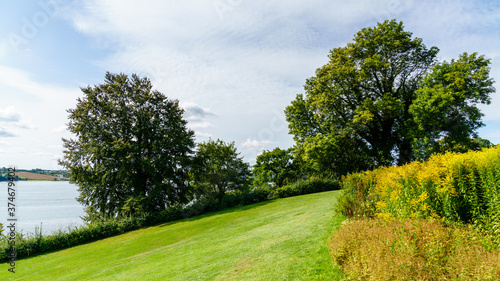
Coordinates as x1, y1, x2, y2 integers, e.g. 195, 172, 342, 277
410, 53, 494, 159
285, 20, 494, 176
191, 139, 251, 203
252, 147, 300, 188
60, 72, 195, 221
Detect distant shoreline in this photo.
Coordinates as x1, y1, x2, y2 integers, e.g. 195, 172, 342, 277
0, 179, 70, 182
9, 171, 70, 181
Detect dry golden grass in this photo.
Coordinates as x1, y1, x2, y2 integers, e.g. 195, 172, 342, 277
329, 218, 500, 280
16, 171, 68, 181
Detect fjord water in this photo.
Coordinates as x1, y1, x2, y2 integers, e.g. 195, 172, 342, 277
1, 181, 85, 236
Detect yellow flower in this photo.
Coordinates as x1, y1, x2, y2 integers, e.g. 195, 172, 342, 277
376, 212, 393, 221
410, 198, 419, 207
418, 191, 429, 202
420, 203, 429, 211
375, 201, 387, 210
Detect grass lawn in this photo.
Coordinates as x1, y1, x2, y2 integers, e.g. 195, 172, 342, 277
1, 190, 345, 280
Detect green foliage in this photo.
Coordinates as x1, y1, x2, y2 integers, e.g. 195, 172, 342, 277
274, 177, 340, 198
0, 167, 20, 181
336, 146, 500, 243
59, 72, 195, 221
334, 173, 378, 219
21, 169, 68, 178
0, 216, 148, 262
191, 139, 251, 203
294, 134, 372, 177
410, 52, 495, 160
252, 147, 300, 188
121, 195, 147, 218
285, 20, 494, 176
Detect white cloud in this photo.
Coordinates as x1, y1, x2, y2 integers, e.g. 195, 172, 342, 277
0, 66, 81, 103
0, 66, 81, 168
189, 122, 215, 130
2, 0, 497, 169
0, 106, 21, 122
0, 106, 36, 130
182, 102, 216, 121
50, 125, 67, 133
0, 127, 16, 137
36, 151, 61, 158
194, 131, 213, 138
242, 139, 275, 150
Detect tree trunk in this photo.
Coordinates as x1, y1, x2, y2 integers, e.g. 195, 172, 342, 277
397, 137, 413, 165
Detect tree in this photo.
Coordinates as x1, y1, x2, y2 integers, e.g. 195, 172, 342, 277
252, 147, 300, 188
285, 20, 494, 176
293, 134, 372, 178
410, 52, 494, 160
59, 72, 195, 221
191, 139, 251, 203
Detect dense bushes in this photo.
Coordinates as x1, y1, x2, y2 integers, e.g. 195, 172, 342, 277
335, 172, 378, 219
0, 215, 149, 261
329, 218, 500, 280
335, 145, 500, 241
274, 177, 340, 198
331, 146, 500, 279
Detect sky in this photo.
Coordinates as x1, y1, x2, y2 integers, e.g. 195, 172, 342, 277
1, 0, 499, 170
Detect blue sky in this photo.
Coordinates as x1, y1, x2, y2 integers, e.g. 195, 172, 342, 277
1, 0, 500, 169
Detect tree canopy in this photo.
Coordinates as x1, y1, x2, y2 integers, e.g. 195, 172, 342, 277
410, 52, 494, 160
59, 73, 195, 221
191, 139, 251, 203
252, 147, 300, 188
285, 20, 494, 176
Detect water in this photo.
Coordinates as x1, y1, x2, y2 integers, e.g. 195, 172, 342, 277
1, 181, 86, 236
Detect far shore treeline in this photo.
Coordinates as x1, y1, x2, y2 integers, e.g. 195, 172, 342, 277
0, 168, 69, 181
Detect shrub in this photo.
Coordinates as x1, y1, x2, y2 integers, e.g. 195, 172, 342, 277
273, 177, 340, 198
334, 172, 378, 219
336, 145, 500, 242
329, 218, 500, 280
248, 185, 274, 202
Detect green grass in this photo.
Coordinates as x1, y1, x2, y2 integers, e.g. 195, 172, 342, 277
1, 190, 345, 280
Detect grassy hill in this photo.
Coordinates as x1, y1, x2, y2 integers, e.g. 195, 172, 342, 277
0, 190, 345, 280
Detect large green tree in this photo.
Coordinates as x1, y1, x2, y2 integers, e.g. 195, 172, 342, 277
410, 52, 494, 160
59, 73, 195, 221
252, 147, 300, 188
191, 139, 251, 203
285, 20, 494, 176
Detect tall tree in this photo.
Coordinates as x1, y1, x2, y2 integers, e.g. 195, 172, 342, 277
285, 20, 494, 175
252, 147, 300, 188
191, 139, 251, 203
59, 73, 195, 221
410, 52, 494, 160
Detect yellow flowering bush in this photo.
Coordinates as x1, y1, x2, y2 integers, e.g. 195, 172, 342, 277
337, 145, 500, 241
